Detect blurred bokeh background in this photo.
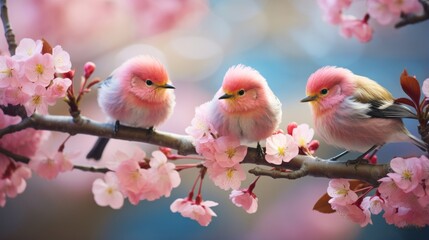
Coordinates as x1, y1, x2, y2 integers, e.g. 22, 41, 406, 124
1, 0, 429, 239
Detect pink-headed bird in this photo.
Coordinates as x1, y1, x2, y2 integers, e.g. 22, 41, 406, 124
208, 64, 282, 147
301, 66, 426, 160
87, 55, 175, 160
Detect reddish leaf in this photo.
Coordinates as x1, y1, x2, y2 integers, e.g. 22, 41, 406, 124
313, 193, 335, 214
41, 38, 53, 55
400, 69, 421, 106
394, 97, 416, 109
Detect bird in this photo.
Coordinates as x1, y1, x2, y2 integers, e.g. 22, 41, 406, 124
301, 66, 426, 161
86, 55, 176, 160
207, 64, 282, 151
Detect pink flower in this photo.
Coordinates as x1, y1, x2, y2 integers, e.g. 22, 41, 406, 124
0, 162, 32, 206
389, 0, 423, 14
186, 102, 217, 142
317, 0, 352, 24
362, 196, 384, 215
327, 179, 358, 206
24, 85, 56, 115
115, 158, 149, 195
367, 0, 399, 25
265, 133, 299, 165
170, 197, 194, 215
230, 189, 258, 214
47, 77, 72, 99
24, 53, 55, 86
0, 56, 20, 88
206, 162, 246, 190
340, 15, 373, 43
92, 172, 124, 209
213, 136, 247, 168
335, 204, 372, 227
29, 147, 75, 180
4, 81, 33, 106
388, 157, 423, 193
292, 123, 314, 148
423, 79, 429, 98
143, 150, 181, 200
181, 200, 218, 226
13, 38, 43, 61
52, 45, 72, 73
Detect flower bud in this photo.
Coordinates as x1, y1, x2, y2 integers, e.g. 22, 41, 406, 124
287, 122, 298, 135
84, 62, 96, 78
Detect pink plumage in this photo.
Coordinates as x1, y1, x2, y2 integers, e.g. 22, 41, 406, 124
208, 64, 282, 143
87, 55, 175, 160
302, 66, 426, 153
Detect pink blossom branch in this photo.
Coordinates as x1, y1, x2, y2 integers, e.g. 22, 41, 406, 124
0, 0, 16, 55
0, 113, 390, 185
395, 0, 429, 28
0, 146, 110, 173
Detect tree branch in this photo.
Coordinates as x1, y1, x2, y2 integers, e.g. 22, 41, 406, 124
395, 0, 429, 28
0, 113, 391, 185
0, 0, 16, 55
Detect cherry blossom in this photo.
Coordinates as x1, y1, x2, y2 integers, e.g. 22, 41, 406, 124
292, 123, 314, 147
367, 0, 399, 25
230, 189, 258, 214
115, 158, 150, 202
92, 172, 124, 209
0, 56, 20, 88
52, 45, 72, 73
13, 38, 43, 61
180, 199, 218, 226
213, 136, 247, 168
0, 162, 32, 206
362, 196, 384, 215
265, 133, 299, 165
422, 78, 429, 98
24, 53, 55, 86
317, 0, 352, 24
206, 161, 246, 190
327, 179, 358, 206
335, 204, 372, 227
340, 15, 373, 43
47, 77, 72, 99
29, 147, 75, 180
170, 197, 194, 216
387, 157, 423, 193
143, 150, 181, 201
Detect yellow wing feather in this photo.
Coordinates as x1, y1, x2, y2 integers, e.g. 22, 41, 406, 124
353, 75, 393, 103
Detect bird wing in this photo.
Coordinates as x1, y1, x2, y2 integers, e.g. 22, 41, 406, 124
99, 75, 113, 88
353, 75, 417, 119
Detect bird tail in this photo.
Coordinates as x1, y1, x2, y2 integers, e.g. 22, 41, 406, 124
86, 137, 110, 160
407, 133, 428, 152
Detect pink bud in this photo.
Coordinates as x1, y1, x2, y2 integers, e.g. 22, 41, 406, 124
63, 70, 75, 80
364, 154, 377, 164
308, 140, 320, 153
159, 147, 172, 156
287, 122, 298, 135
84, 62, 96, 78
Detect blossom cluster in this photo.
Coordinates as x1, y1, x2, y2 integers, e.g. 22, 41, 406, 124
0, 38, 72, 116
0, 109, 45, 206
92, 148, 181, 209
318, 0, 423, 42
327, 155, 429, 227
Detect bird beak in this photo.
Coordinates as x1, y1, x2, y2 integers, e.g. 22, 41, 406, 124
300, 95, 318, 102
159, 83, 175, 89
219, 93, 234, 100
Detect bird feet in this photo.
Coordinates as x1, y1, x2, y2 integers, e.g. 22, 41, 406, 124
256, 142, 265, 159
114, 120, 120, 136
326, 150, 349, 162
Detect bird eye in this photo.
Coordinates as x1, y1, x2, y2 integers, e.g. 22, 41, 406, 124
320, 88, 328, 95
238, 89, 245, 96
145, 80, 153, 86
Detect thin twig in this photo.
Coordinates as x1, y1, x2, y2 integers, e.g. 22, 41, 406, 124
249, 164, 309, 179
0, 0, 16, 55
395, 0, 429, 28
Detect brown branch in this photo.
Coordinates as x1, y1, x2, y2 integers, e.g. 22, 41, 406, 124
0, 0, 16, 55
249, 164, 309, 179
395, 0, 429, 28
0, 113, 391, 185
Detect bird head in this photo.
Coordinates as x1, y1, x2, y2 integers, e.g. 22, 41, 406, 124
301, 66, 355, 113
118, 55, 175, 103
217, 64, 269, 113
